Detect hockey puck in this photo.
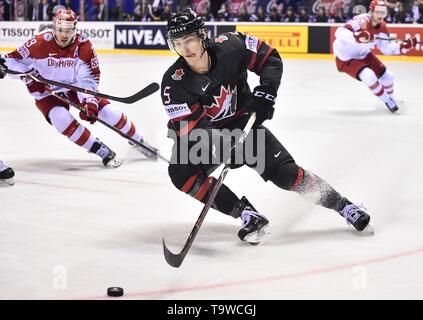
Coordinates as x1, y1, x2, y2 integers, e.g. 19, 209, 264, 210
107, 287, 124, 297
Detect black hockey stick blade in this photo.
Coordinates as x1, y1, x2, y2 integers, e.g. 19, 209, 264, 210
163, 239, 187, 268
6, 69, 159, 104
111, 82, 160, 104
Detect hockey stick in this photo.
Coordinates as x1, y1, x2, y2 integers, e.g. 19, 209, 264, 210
6, 69, 159, 104
375, 36, 423, 44
45, 87, 170, 164
162, 112, 257, 268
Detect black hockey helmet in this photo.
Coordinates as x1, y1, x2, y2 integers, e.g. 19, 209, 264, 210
167, 8, 205, 40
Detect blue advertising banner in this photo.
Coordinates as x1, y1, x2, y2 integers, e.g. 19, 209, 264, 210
114, 24, 216, 50
115, 24, 168, 49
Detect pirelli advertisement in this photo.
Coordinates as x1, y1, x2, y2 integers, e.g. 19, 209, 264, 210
236, 25, 309, 53
0, 21, 422, 58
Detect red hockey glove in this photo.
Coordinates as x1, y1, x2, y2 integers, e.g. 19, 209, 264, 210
354, 30, 374, 43
79, 97, 99, 124
400, 37, 417, 54
21, 69, 47, 93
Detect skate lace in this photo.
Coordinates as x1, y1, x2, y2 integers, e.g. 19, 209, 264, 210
97, 144, 111, 159
240, 210, 262, 227
341, 203, 366, 225
0, 160, 9, 172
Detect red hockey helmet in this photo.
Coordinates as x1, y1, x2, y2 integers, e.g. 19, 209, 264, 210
52, 8, 77, 47
369, 0, 387, 20
53, 8, 77, 30
369, 0, 387, 13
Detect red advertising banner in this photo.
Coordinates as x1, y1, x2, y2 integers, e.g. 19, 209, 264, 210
330, 25, 423, 57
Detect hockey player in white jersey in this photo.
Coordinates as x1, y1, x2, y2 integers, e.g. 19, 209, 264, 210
0, 160, 15, 186
333, 0, 417, 113
0, 8, 157, 168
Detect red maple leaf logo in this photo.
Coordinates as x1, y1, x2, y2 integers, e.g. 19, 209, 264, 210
204, 85, 237, 121
171, 68, 185, 80
215, 35, 228, 44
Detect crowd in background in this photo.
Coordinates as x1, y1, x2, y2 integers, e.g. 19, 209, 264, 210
1, 0, 423, 23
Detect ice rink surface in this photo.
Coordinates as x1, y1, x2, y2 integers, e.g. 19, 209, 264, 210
1, 54, 422, 300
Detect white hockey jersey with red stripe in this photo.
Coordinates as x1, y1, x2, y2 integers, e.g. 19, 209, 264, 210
5, 30, 100, 101
333, 14, 401, 61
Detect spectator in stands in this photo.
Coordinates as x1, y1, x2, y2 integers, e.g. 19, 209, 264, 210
268, 6, 282, 21
110, 0, 124, 21
210, 0, 225, 17
64, 0, 73, 10
47, 0, 59, 20
283, 6, 296, 22
255, 5, 266, 22
394, 2, 413, 23
329, 6, 348, 23
26, 0, 35, 21
36, 0, 49, 21
216, 3, 231, 21
413, 0, 423, 23
315, 6, 328, 22
238, 5, 252, 21
94, 0, 107, 21
298, 6, 310, 22
266, 0, 283, 16
160, 3, 172, 21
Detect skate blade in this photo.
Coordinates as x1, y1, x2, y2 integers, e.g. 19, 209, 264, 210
348, 223, 375, 237
104, 158, 123, 168
244, 224, 269, 245
0, 178, 15, 186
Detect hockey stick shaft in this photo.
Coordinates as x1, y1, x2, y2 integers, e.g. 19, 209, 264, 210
6, 69, 159, 104
375, 36, 423, 44
162, 112, 257, 268
46, 87, 169, 164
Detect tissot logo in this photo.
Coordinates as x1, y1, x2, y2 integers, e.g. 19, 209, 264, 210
115, 25, 167, 49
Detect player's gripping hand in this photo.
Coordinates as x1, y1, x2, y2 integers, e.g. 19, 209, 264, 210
400, 37, 417, 54
247, 85, 277, 124
0, 55, 8, 79
79, 97, 99, 124
21, 69, 47, 93
354, 30, 374, 43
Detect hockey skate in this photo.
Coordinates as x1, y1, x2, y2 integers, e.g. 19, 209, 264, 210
385, 98, 399, 113
341, 203, 372, 232
90, 140, 122, 168
129, 139, 158, 160
0, 160, 15, 186
234, 197, 269, 244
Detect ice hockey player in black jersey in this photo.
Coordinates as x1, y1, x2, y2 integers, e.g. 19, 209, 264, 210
0, 160, 15, 186
161, 8, 371, 244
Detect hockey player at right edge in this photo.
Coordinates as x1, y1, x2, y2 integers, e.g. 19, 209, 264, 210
333, 0, 417, 113
0, 160, 15, 186
161, 9, 371, 245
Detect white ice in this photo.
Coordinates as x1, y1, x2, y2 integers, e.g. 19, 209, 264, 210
1, 53, 422, 300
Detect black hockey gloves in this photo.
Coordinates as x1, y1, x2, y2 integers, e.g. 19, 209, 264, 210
248, 85, 277, 124
0, 55, 7, 79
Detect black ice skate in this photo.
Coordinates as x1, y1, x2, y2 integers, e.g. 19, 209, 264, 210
385, 98, 399, 113
0, 160, 15, 186
129, 139, 158, 160
90, 140, 122, 168
233, 197, 269, 244
341, 203, 371, 231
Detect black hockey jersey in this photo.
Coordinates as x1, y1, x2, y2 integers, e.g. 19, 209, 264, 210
161, 32, 283, 137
